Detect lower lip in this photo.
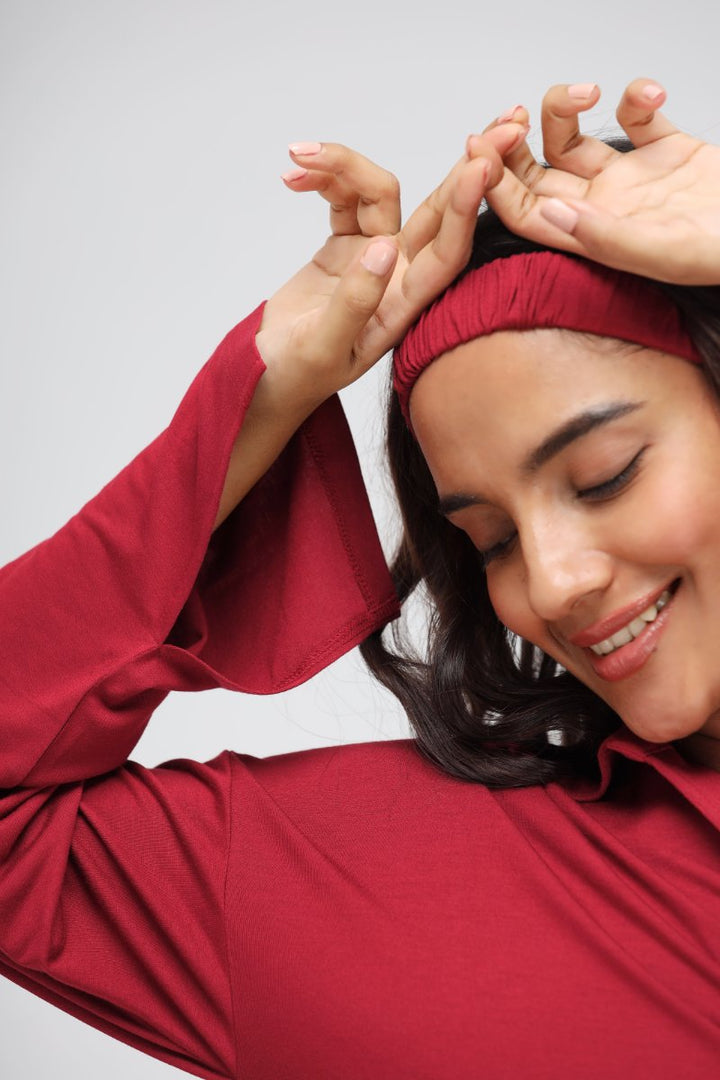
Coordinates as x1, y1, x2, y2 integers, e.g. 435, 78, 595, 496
585, 585, 678, 683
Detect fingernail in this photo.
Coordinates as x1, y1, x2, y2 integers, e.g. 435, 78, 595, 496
467, 124, 528, 158
540, 197, 579, 233
567, 82, 597, 100
496, 105, 524, 124
513, 123, 531, 145
361, 239, 396, 275
288, 141, 322, 156
466, 157, 491, 185
281, 168, 308, 182
642, 82, 665, 104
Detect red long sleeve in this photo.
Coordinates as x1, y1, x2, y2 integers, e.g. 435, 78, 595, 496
2, 306, 719, 1079
0, 306, 398, 1079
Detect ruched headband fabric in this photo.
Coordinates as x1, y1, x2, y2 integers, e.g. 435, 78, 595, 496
392, 251, 701, 432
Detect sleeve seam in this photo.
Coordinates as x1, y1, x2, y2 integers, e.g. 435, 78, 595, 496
223, 755, 239, 1080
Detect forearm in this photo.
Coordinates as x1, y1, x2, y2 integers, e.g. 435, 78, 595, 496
212, 360, 319, 532
0, 303, 397, 790
0, 307, 271, 788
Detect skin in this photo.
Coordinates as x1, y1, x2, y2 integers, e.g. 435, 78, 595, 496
236, 77, 720, 539
474, 77, 720, 285
409, 329, 720, 771
223, 76, 720, 765
213, 124, 526, 532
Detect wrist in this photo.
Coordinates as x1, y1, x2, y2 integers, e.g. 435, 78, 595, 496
254, 328, 335, 424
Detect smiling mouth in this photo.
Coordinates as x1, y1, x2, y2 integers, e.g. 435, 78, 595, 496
581, 578, 681, 682
589, 586, 675, 656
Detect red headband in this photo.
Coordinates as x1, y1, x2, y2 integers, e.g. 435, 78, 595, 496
393, 251, 701, 431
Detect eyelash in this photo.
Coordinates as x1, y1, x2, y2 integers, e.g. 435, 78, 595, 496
478, 449, 646, 568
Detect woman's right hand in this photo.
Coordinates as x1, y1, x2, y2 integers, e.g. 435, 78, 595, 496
255, 123, 528, 420
471, 78, 720, 287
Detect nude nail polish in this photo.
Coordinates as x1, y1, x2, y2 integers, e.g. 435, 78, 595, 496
540, 198, 579, 233
497, 105, 524, 124
642, 83, 665, 104
567, 83, 598, 100
361, 240, 396, 276
281, 168, 308, 182
288, 142, 322, 156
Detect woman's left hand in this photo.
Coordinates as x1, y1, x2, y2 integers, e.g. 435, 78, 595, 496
468, 78, 720, 286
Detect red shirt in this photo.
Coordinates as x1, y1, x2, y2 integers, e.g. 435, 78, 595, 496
1, 308, 719, 1079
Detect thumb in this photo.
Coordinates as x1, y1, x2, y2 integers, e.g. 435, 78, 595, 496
539, 197, 667, 278
539, 198, 623, 259
317, 237, 399, 371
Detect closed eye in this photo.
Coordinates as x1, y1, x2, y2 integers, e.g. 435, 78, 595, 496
577, 448, 646, 501
478, 448, 647, 568
478, 532, 517, 568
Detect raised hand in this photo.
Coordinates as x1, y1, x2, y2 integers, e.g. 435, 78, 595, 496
255, 123, 528, 419
469, 79, 720, 286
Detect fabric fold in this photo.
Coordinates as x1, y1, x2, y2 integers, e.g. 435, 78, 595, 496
0, 303, 399, 790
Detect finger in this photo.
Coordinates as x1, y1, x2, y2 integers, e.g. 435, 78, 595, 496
400, 157, 466, 262
314, 238, 399, 365
537, 198, 705, 282
281, 166, 362, 236
287, 141, 401, 236
486, 104, 530, 130
469, 127, 557, 202
483, 115, 539, 190
401, 157, 492, 311
479, 104, 536, 178
402, 124, 524, 261
484, 171, 587, 255
470, 111, 590, 201
615, 77, 680, 147
540, 82, 620, 178
476, 138, 591, 213
470, 118, 532, 167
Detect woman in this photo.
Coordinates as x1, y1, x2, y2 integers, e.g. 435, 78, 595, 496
1, 79, 719, 1078
362, 90, 720, 789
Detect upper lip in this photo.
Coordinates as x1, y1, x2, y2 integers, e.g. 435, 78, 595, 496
568, 582, 674, 649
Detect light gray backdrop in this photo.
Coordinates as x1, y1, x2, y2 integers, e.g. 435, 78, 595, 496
1, 0, 718, 1075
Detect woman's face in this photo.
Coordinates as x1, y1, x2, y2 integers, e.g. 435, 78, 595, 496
409, 328, 720, 748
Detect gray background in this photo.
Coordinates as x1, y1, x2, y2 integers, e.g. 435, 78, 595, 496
1, 0, 718, 1075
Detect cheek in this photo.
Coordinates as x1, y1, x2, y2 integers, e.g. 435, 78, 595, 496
617, 455, 720, 568
486, 568, 541, 643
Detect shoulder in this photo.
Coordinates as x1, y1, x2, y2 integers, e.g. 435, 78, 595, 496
225, 739, 555, 874
232, 737, 439, 792
229, 737, 492, 823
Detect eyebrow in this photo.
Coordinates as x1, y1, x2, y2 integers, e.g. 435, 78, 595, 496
437, 400, 645, 518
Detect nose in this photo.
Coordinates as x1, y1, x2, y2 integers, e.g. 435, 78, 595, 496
522, 515, 614, 623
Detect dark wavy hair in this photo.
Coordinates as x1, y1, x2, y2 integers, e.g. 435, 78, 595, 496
360, 161, 720, 790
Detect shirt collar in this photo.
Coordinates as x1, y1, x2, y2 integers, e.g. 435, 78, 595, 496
563, 725, 720, 827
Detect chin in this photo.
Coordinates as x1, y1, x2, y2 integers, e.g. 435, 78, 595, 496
615, 689, 715, 745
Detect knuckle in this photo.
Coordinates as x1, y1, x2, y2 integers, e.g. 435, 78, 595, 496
358, 172, 400, 208
344, 289, 376, 316
325, 142, 348, 161
616, 103, 654, 128
542, 84, 567, 109
382, 171, 401, 200
545, 130, 582, 165
544, 104, 568, 123
421, 190, 442, 219
371, 305, 390, 334
517, 187, 535, 220
519, 160, 545, 190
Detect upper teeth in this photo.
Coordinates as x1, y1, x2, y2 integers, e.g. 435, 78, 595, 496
589, 589, 671, 656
